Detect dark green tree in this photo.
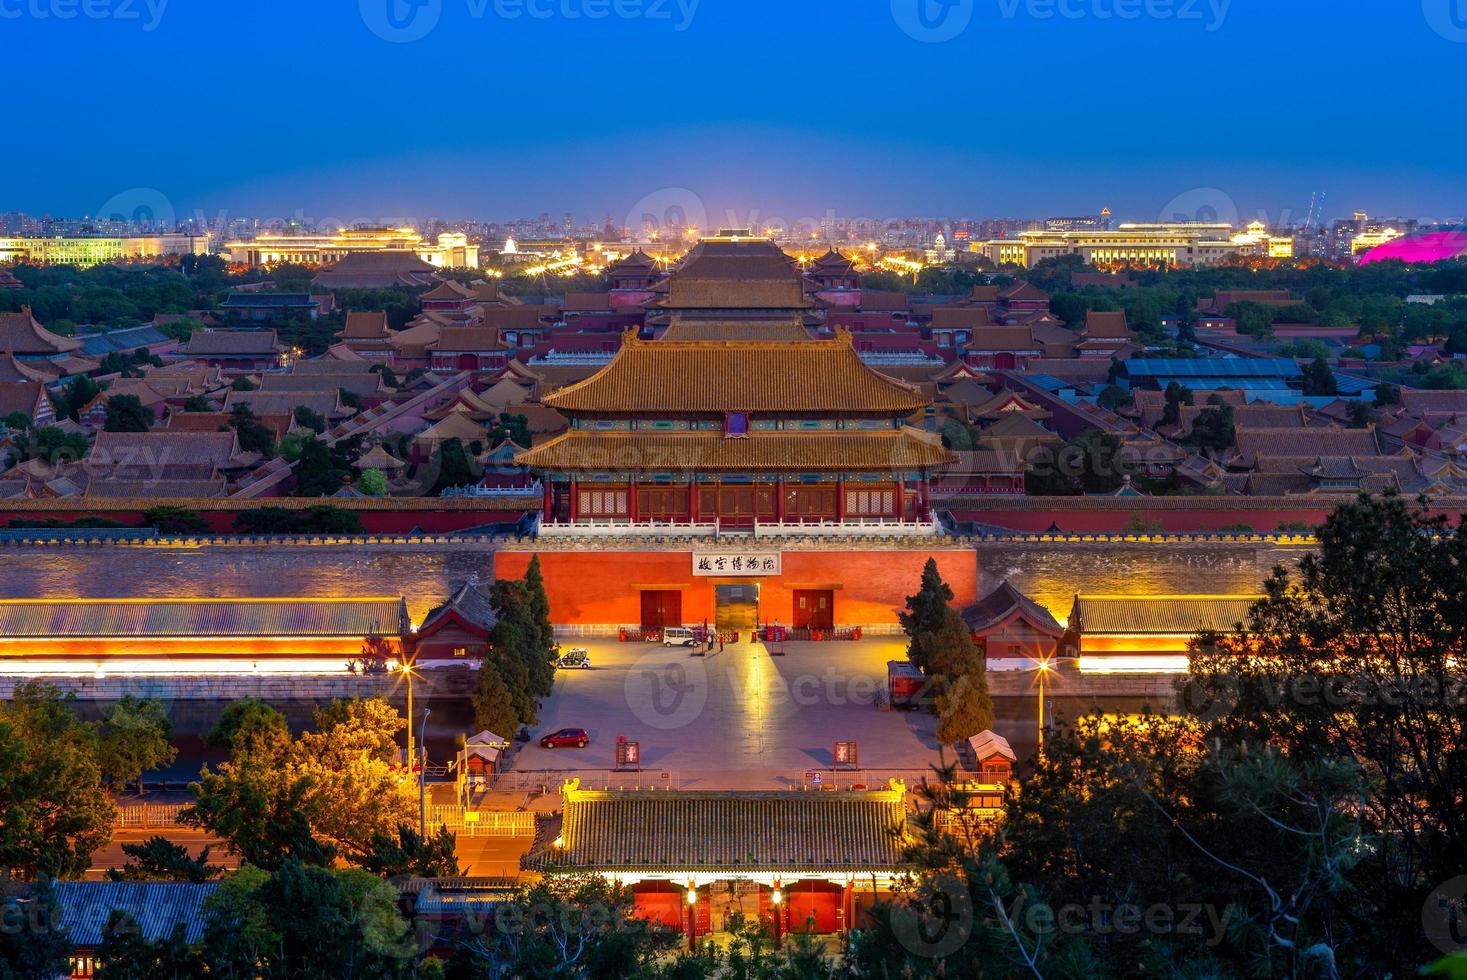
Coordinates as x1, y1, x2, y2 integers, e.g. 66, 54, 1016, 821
357, 824, 461, 879
899, 558, 955, 671
0, 877, 73, 979
107, 837, 222, 883
431, 437, 477, 493
0, 683, 117, 879
227, 404, 274, 454
1302, 356, 1337, 396
142, 506, 210, 534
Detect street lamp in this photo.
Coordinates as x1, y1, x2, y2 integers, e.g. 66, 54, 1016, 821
1032, 655, 1055, 754
391, 653, 422, 780
419, 707, 431, 838
687, 884, 699, 951
771, 884, 783, 948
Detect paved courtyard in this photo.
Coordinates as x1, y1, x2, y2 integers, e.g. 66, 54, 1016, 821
508, 636, 960, 790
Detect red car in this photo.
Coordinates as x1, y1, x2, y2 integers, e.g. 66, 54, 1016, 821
540, 727, 589, 749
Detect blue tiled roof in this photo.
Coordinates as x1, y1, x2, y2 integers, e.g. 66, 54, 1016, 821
1122, 357, 1303, 379
1331, 373, 1378, 395
219, 292, 319, 308
1150, 377, 1295, 391
1021, 374, 1069, 392
75, 324, 171, 356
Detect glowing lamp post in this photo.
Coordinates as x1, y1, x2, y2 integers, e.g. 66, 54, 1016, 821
687, 883, 699, 951
771, 883, 783, 948
1033, 656, 1054, 755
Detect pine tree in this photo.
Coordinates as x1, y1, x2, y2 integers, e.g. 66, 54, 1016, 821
899, 558, 954, 669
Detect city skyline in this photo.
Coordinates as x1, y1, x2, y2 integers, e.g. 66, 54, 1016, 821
5, 0, 1465, 221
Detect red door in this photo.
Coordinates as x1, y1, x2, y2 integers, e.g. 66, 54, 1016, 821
792, 590, 834, 630
788, 882, 839, 933
640, 590, 682, 631
633, 890, 684, 929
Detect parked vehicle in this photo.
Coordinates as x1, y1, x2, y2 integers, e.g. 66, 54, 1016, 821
661, 626, 699, 647
557, 647, 591, 668
540, 727, 590, 749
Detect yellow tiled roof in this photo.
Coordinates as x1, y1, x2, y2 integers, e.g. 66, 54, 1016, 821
535, 786, 908, 873
543, 333, 926, 415
515, 428, 955, 473
1070, 595, 1264, 635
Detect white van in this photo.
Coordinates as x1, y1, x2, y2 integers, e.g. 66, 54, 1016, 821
661, 626, 698, 647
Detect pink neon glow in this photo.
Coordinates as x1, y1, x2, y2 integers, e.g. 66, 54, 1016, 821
1359, 229, 1467, 265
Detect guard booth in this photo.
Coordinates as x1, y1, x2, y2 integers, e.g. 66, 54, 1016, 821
457, 730, 508, 797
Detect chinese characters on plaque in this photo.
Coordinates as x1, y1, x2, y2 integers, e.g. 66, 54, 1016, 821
691, 552, 782, 577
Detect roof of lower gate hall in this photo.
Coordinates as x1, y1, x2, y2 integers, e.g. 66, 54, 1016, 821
541, 332, 927, 416
0, 597, 410, 639
1067, 595, 1265, 636
515, 428, 955, 474
526, 781, 910, 875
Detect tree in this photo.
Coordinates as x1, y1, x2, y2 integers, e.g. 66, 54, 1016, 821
96, 696, 176, 795
912, 606, 984, 682
1302, 356, 1337, 396
0, 877, 73, 979
358, 824, 461, 879
203, 697, 289, 756
487, 412, 532, 449
142, 505, 210, 534
181, 394, 211, 412
358, 468, 387, 497
1345, 400, 1376, 428
55, 375, 101, 421
934, 659, 994, 745
471, 664, 520, 740
1096, 384, 1130, 411
1026, 429, 1130, 495
93, 917, 199, 980
1160, 380, 1193, 428
107, 836, 222, 883
1186, 402, 1235, 452
899, 558, 954, 670
230, 376, 256, 392
1189, 491, 1467, 967
7, 425, 88, 466
227, 404, 274, 455
294, 435, 349, 497
430, 437, 477, 493
455, 875, 670, 978
2, 410, 31, 431
293, 404, 326, 433
183, 697, 416, 869
1374, 381, 1401, 407
0, 682, 116, 878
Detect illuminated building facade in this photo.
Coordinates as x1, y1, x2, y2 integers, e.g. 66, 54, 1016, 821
977, 222, 1284, 268
224, 227, 479, 269
0, 233, 208, 267
524, 781, 908, 935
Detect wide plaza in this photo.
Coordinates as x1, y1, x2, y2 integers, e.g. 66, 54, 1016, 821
505, 635, 1024, 790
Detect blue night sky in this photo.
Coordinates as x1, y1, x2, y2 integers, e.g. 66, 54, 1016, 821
6, 0, 1465, 224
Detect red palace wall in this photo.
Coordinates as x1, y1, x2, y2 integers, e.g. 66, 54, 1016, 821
495, 548, 977, 627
